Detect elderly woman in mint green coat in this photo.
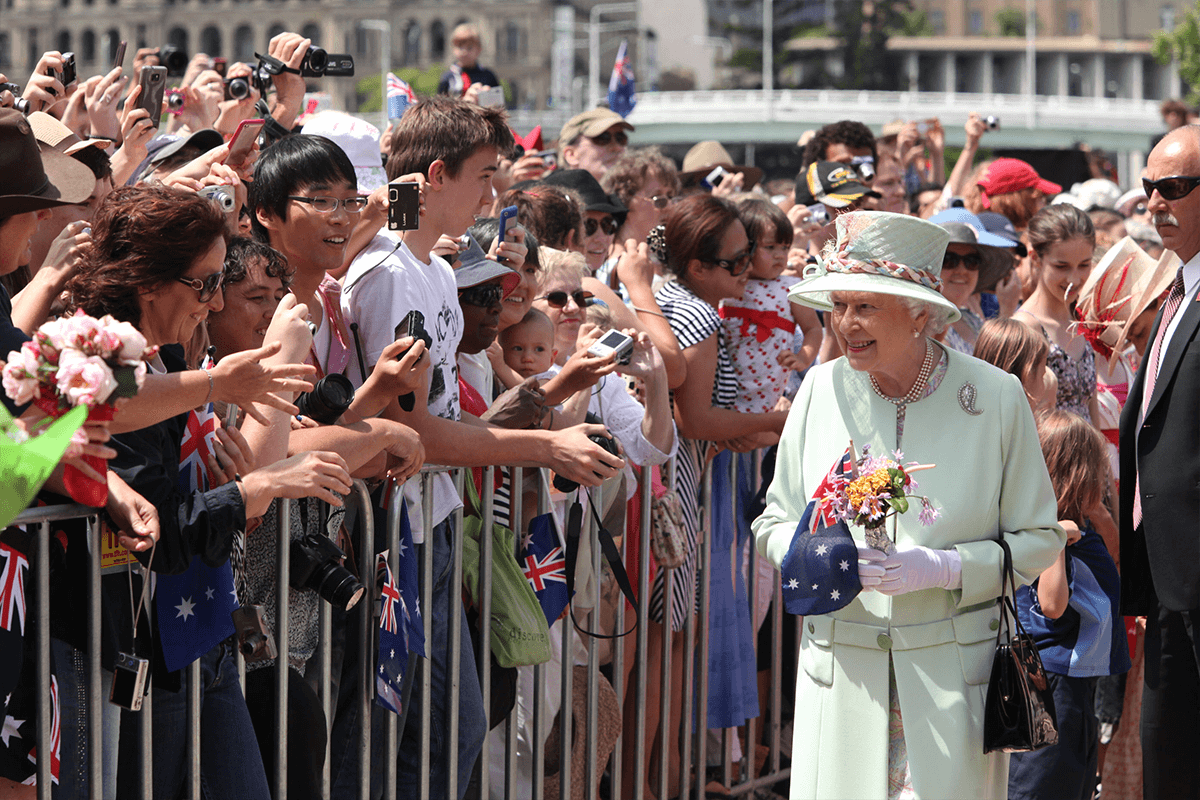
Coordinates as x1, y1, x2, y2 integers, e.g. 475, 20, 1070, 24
753, 211, 1064, 800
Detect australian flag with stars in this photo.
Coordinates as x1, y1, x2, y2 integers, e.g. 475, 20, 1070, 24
521, 513, 570, 626
376, 499, 424, 715
155, 399, 240, 673
779, 448, 863, 616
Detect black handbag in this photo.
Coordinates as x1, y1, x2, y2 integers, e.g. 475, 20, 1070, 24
983, 538, 1060, 753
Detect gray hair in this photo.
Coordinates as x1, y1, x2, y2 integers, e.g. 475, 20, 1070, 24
898, 296, 955, 337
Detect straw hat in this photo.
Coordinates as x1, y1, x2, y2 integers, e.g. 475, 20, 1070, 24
788, 211, 960, 323
679, 140, 762, 190
26, 111, 108, 156
1076, 236, 1178, 369
542, 666, 621, 800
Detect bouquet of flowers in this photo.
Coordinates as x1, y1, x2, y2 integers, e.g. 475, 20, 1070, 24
820, 442, 939, 554
2, 310, 155, 506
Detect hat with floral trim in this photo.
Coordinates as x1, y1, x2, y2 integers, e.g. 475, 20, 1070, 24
788, 211, 960, 323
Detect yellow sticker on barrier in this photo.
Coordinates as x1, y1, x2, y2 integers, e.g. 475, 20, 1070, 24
100, 521, 138, 572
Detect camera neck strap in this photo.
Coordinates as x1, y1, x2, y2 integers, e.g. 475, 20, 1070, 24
563, 492, 638, 640
126, 540, 157, 644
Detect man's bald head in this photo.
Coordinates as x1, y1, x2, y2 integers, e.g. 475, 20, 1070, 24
1145, 125, 1200, 262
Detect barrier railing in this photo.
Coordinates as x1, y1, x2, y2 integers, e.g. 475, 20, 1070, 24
6, 450, 795, 800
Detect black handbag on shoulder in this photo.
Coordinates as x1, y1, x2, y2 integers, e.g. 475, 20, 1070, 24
983, 537, 1060, 753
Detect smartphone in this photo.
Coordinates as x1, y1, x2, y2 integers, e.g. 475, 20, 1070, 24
498, 204, 518, 241
477, 86, 505, 108
393, 310, 432, 412
223, 402, 239, 430
112, 41, 127, 71
136, 65, 168, 129
225, 118, 264, 164
387, 182, 420, 231
587, 329, 634, 365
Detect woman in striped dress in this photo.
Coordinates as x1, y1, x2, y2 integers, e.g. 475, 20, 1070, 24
645, 195, 788, 796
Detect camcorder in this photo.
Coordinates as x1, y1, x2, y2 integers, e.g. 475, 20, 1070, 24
291, 533, 365, 611
252, 47, 355, 92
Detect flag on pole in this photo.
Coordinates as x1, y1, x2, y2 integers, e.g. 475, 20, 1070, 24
521, 513, 570, 626
387, 73, 417, 120
607, 39, 636, 118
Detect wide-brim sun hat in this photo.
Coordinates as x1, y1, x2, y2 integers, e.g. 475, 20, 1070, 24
1076, 235, 1178, 369
0, 108, 95, 215
302, 111, 387, 194
678, 140, 763, 190
930, 208, 1016, 293
788, 211, 960, 323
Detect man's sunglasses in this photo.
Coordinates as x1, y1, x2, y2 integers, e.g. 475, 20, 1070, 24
538, 290, 594, 308
459, 283, 503, 308
584, 216, 620, 237
707, 241, 757, 277
1142, 175, 1200, 202
942, 251, 981, 271
176, 270, 225, 302
588, 130, 628, 147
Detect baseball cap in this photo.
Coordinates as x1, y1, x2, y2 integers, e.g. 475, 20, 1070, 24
148, 128, 225, 165
976, 158, 1061, 208
794, 161, 881, 209
559, 108, 634, 147
454, 236, 520, 296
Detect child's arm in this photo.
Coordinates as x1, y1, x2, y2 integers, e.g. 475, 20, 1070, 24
1037, 519, 1079, 619
487, 341, 525, 391
789, 301, 822, 372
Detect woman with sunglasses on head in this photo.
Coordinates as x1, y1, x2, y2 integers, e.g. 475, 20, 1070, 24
1012, 204, 1101, 425
67, 185, 354, 799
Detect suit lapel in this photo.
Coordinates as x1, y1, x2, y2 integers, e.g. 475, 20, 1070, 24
1146, 289, 1200, 420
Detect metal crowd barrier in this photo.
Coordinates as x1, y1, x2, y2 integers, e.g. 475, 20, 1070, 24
8, 450, 796, 800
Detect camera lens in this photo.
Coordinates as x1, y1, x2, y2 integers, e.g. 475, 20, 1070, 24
166, 91, 185, 110
290, 535, 365, 611
304, 46, 328, 76
240, 632, 266, 657
295, 373, 354, 425
310, 562, 364, 611
226, 77, 250, 100
161, 46, 189, 76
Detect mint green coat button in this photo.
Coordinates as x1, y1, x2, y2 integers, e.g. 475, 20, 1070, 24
989, 618, 1000, 631
877, 633, 892, 650
808, 622, 815, 634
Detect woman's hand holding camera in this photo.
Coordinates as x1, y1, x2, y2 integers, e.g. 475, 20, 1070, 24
239, 451, 354, 517
615, 240, 656, 290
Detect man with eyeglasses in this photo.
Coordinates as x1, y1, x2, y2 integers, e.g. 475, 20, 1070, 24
558, 107, 634, 182
1119, 124, 1200, 799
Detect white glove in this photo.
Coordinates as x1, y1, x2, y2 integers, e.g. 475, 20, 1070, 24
857, 545, 962, 596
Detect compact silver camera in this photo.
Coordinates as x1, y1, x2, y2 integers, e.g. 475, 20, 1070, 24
587, 329, 634, 365
985, 115, 1001, 130
232, 604, 278, 663
110, 651, 149, 710
199, 185, 236, 213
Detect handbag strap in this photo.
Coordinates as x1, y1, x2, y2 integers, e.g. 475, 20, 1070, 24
995, 536, 1034, 645
564, 495, 639, 640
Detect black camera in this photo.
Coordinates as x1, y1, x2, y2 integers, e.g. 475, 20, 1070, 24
48, 52, 76, 88
232, 605, 278, 663
295, 373, 355, 425
291, 533, 364, 611
0, 83, 31, 115
299, 47, 354, 78
553, 426, 622, 493
159, 45, 188, 76
224, 76, 251, 101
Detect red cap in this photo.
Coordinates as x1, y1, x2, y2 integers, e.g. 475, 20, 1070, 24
976, 158, 1062, 208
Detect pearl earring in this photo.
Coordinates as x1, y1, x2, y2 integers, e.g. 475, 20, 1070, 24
912, 330, 919, 338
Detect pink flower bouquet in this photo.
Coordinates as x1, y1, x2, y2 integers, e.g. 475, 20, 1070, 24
2, 310, 156, 506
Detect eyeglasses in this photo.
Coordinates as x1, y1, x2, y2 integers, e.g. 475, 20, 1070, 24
458, 283, 503, 308
645, 195, 678, 210
1142, 175, 1200, 202
584, 216, 619, 237
287, 195, 370, 213
706, 241, 757, 277
538, 290, 594, 308
588, 130, 628, 147
177, 270, 225, 302
1133, 203, 1148, 216
942, 251, 982, 271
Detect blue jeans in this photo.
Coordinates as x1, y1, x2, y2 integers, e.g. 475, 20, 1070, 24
116, 641, 271, 800
328, 517, 486, 800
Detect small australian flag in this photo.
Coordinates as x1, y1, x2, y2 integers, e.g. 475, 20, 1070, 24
607, 39, 636, 118
779, 448, 862, 616
375, 554, 407, 715
521, 513, 570, 626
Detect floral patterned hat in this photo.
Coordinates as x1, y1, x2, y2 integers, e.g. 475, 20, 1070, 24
788, 211, 960, 323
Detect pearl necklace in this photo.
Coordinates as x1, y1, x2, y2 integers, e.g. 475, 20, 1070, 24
870, 338, 936, 406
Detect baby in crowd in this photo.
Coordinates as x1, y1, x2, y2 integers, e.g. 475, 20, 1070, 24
499, 308, 557, 380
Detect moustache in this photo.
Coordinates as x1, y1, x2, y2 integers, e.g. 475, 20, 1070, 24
1154, 211, 1180, 228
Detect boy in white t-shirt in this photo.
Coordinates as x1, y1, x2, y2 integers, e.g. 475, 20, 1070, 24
340, 95, 624, 799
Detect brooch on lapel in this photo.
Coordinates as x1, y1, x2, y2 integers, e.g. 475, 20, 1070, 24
958, 382, 983, 416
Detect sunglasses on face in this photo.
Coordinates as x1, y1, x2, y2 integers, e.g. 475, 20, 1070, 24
584, 216, 620, 236
588, 130, 628, 147
539, 290, 594, 308
458, 283, 503, 308
708, 241, 757, 277
177, 270, 225, 302
1142, 175, 1200, 202
287, 195, 370, 213
942, 251, 982, 271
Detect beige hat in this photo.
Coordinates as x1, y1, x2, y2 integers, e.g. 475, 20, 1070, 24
679, 140, 763, 190
558, 108, 634, 147
1076, 236, 1178, 369
27, 111, 108, 156
542, 666, 621, 800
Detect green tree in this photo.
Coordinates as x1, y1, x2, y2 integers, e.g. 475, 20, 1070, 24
1153, 5, 1200, 105
834, 0, 914, 91
996, 9, 1024, 36
355, 64, 444, 112
898, 9, 934, 36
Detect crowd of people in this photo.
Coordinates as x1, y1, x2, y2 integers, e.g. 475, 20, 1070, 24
0, 25, 1195, 800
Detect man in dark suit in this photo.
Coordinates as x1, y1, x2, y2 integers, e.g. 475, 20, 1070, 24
1119, 124, 1200, 799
